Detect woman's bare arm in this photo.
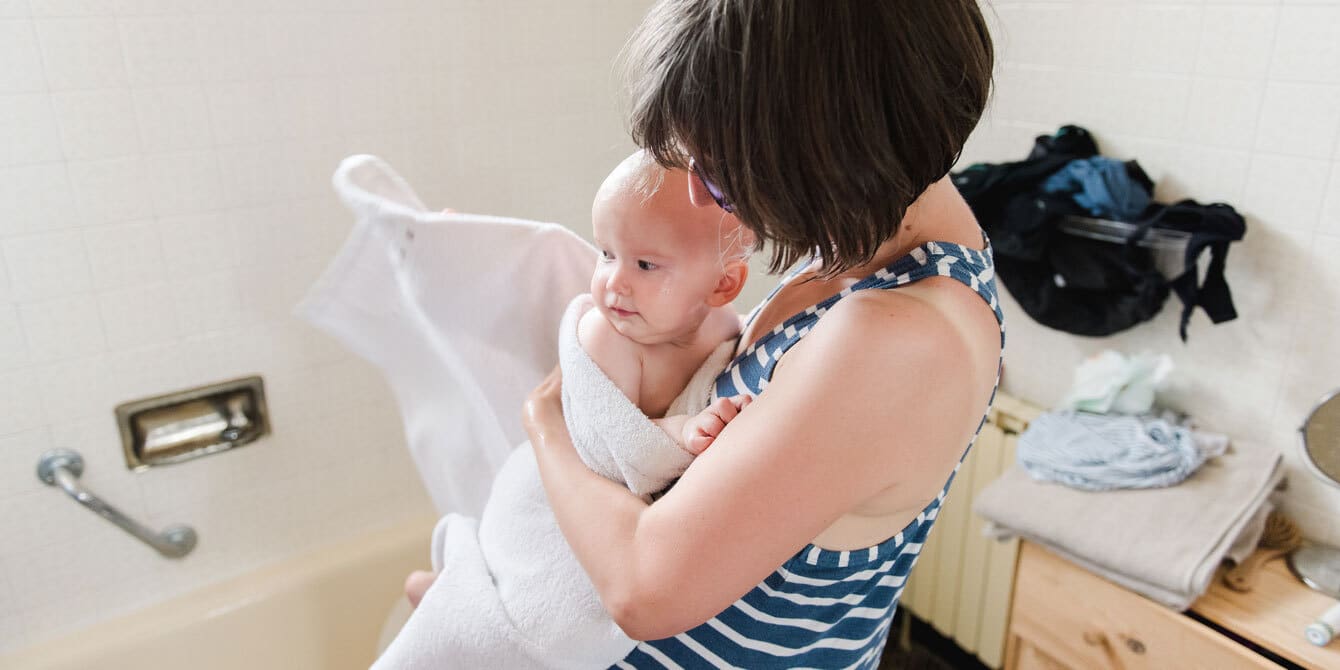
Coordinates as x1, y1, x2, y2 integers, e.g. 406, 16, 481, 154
528, 292, 991, 640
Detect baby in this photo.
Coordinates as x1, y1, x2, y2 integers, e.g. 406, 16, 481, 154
580, 150, 754, 455
385, 152, 754, 668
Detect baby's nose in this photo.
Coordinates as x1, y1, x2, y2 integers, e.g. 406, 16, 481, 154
606, 269, 631, 295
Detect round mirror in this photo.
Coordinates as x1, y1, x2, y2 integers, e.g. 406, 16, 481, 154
1301, 388, 1340, 488
1289, 388, 1340, 600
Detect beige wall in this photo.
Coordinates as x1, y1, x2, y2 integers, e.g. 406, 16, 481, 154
0, 0, 653, 651
961, 0, 1340, 546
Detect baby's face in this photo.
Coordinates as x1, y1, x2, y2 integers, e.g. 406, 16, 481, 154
590, 177, 729, 346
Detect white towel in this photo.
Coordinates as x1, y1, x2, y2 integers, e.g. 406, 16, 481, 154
374, 299, 732, 670
295, 154, 596, 517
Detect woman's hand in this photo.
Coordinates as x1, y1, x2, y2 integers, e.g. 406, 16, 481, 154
522, 365, 565, 447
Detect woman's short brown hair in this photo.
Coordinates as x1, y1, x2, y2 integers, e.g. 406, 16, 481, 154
622, 0, 994, 276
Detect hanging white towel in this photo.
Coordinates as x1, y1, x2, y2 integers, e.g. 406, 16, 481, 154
295, 154, 596, 517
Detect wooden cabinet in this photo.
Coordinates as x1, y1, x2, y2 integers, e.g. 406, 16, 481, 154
1006, 542, 1270, 669
1005, 541, 1340, 670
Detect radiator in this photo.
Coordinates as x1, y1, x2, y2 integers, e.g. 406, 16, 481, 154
899, 392, 1040, 669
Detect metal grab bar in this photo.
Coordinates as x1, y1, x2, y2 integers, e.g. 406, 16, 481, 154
36, 449, 197, 558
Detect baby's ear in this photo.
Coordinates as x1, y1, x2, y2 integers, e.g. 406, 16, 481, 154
707, 259, 749, 307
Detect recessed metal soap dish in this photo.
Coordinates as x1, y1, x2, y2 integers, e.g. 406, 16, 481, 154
115, 376, 270, 470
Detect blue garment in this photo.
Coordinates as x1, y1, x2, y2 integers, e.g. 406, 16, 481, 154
1017, 410, 1223, 491
1041, 157, 1151, 221
613, 238, 1005, 669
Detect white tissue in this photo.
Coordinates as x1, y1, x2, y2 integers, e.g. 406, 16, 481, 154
1063, 349, 1172, 414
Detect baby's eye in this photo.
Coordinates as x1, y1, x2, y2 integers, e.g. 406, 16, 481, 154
637, 260, 657, 271
600, 249, 613, 261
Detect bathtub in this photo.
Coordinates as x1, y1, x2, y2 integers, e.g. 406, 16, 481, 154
1, 517, 434, 670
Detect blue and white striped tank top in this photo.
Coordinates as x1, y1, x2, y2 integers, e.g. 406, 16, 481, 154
613, 236, 1005, 669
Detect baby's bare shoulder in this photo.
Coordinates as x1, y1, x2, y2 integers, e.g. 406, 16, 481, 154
577, 307, 636, 354
705, 305, 743, 342
577, 307, 643, 402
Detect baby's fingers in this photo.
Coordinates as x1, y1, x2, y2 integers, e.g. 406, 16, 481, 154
709, 396, 740, 423
699, 411, 728, 436
686, 432, 714, 455
404, 570, 437, 609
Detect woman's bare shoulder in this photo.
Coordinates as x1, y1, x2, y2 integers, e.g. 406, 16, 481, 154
770, 284, 998, 461
820, 267, 1000, 365
782, 285, 981, 377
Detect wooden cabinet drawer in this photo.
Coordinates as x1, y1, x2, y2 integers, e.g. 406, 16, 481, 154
1005, 542, 1274, 670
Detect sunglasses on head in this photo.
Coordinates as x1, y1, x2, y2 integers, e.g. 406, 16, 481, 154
689, 157, 734, 213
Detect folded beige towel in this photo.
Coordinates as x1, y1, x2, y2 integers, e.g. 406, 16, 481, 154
974, 444, 1283, 610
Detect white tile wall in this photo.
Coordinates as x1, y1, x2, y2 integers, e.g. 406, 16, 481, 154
964, 1, 1340, 550
67, 156, 154, 224
1, 162, 80, 235
35, 18, 129, 90
0, 93, 65, 166
0, 0, 652, 652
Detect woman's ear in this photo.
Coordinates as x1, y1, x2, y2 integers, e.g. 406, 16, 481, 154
706, 260, 749, 307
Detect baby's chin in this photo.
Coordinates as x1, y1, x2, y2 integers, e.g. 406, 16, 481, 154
600, 309, 642, 337
608, 317, 655, 344
600, 305, 701, 346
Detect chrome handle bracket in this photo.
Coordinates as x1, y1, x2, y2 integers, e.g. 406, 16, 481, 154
36, 449, 197, 559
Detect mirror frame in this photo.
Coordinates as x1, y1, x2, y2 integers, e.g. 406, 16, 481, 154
1299, 387, 1340, 490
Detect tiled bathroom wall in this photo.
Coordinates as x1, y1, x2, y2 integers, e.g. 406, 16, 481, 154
961, 0, 1340, 547
0, 0, 651, 651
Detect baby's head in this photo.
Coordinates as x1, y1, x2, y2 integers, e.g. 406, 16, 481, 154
591, 151, 753, 345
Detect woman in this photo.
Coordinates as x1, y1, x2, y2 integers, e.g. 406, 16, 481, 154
525, 2, 999, 667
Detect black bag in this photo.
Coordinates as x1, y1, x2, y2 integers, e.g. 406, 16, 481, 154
993, 227, 1169, 337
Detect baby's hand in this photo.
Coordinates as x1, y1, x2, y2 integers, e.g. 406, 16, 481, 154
404, 570, 438, 609
682, 395, 752, 455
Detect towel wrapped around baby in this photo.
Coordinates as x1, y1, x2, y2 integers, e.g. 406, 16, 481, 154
373, 295, 732, 669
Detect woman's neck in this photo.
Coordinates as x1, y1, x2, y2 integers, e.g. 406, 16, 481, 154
806, 176, 960, 281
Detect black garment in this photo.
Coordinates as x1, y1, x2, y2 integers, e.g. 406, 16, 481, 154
953, 125, 1243, 340
954, 126, 1170, 337
953, 125, 1099, 262
991, 208, 1171, 337
1137, 200, 1246, 340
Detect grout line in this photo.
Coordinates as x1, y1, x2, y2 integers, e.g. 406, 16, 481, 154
1248, 156, 1330, 426
1245, 3, 1286, 160
13, 6, 81, 435
1179, 1, 1209, 144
